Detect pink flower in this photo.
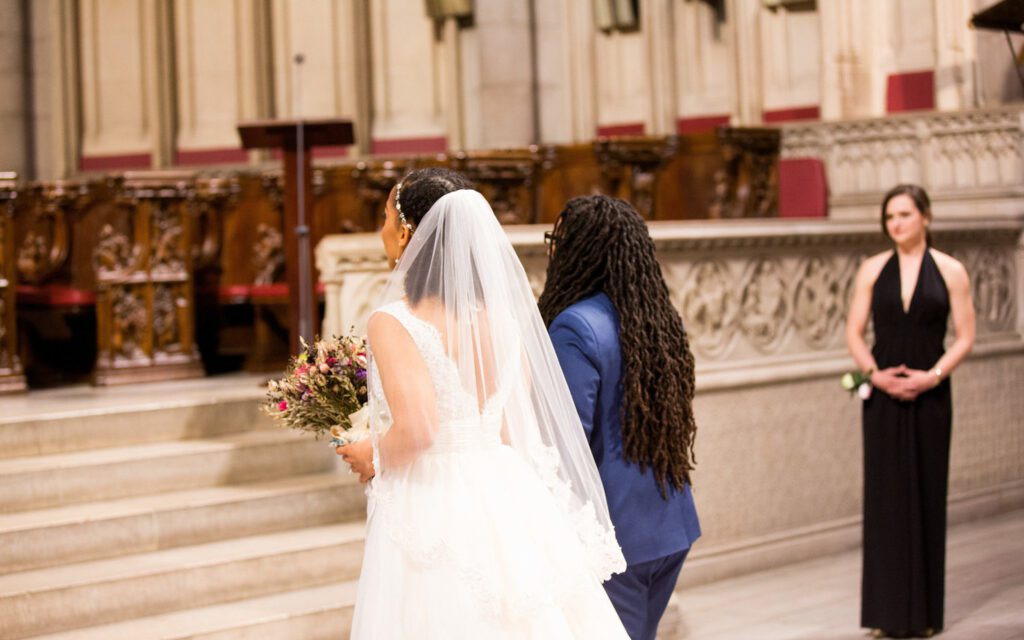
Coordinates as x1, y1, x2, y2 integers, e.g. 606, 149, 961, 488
857, 382, 872, 400
278, 401, 288, 411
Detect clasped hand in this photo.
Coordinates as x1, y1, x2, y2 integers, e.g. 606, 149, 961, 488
870, 364, 938, 402
336, 438, 375, 484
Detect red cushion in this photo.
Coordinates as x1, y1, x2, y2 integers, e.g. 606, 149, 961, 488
250, 283, 290, 301
219, 282, 326, 304
16, 285, 96, 307
778, 157, 828, 218
218, 284, 255, 304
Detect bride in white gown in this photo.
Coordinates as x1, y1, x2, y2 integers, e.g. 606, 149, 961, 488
338, 168, 629, 639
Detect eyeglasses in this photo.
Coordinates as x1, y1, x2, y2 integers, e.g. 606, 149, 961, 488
543, 231, 557, 247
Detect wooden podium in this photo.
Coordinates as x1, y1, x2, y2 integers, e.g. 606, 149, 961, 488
238, 119, 354, 354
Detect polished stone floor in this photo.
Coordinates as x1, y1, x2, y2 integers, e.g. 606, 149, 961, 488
674, 509, 1024, 639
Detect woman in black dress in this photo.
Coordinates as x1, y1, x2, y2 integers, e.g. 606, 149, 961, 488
845, 184, 976, 638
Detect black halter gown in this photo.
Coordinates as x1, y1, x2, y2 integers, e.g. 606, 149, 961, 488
861, 249, 951, 633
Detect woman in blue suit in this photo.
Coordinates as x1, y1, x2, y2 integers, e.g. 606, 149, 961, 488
539, 195, 701, 640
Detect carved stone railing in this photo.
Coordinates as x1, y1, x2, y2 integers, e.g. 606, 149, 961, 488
92, 172, 203, 385
0, 174, 26, 392
318, 216, 1024, 580
318, 216, 1023, 386
781, 106, 1024, 218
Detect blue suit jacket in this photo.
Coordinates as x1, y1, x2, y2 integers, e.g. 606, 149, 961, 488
549, 292, 701, 566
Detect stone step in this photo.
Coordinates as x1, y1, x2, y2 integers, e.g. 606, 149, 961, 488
0, 523, 365, 639
0, 472, 367, 573
0, 375, 276, 460
27, 581, 358, 640
0, 430, 338, 513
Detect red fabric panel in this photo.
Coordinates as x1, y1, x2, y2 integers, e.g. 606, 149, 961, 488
174, 148, 250, 166
886, 70, 935, 113
235, 282, 326, 303
218, 285, 254, 304
16, 285, 96, 306
79, 153, 152, 172
370, 137, 447, 154
596, 123, 646, 137
676, 115, 730, 134
778, 157, 828, 218
312, 146, 351, 159
763, 105, 820, 123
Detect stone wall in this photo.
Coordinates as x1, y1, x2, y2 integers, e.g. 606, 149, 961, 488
317, 214, 1024, 582
7, 1, 1021, 179
782, 106, 1024, 219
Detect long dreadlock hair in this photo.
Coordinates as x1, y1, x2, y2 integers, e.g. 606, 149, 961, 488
538, 195, 698, 495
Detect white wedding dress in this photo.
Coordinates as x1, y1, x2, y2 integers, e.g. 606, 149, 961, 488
348, 190, 628, 639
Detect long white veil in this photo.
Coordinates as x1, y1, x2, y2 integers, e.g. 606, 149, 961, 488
365, 189, 625, 582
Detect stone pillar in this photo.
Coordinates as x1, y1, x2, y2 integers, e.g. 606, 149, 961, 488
459, 0, 533, 149
758, 5, 821, 121
441, 17, 466, 151
819, 0, 888, 119
533, 0, 596, 144
673, 0, 734, 131
269, 0, 368, 156
367, 0, 448, 153
643, 0, 679, 135
78, 0, 174, 171
0, 0, 28, 176
174, 0, 273, 164
593, 25, 651, 134
727, 0, 763, 126
933, 0, 977, 111
29, 0, 80, 180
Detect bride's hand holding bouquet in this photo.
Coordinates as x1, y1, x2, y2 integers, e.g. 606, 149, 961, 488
263, 334, 371, 447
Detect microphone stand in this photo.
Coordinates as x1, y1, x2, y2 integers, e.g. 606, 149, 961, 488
293, 53, 314, 345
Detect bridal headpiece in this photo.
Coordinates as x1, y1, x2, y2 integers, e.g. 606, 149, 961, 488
395, 181, 411, 230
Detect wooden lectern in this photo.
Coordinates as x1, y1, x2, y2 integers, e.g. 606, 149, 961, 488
238, 119, 354, 354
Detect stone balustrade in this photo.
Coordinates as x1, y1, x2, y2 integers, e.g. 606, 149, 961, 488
317, 215, 1024, 582
781, 106, 1024, 219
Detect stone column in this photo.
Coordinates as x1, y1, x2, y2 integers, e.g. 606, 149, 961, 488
933, 0, 977, 111
29, 0, 80, 180
367, 0, 448, 152
174, 0, 273, 164
819, 0, 888, 119
270, 0, 368, 156
758, 5, 821, 120
532, 0, 596, 144
78, 0, 174, 170
674, 0, 734, 129
593, 25, 651, 133
643, 0, 679, 135
459, 0, 533, 149
0, 0, 27, 176
441, 17, 466, 151
727, 0, 763, 125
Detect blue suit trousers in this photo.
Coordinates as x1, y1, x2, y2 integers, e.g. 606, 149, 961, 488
604, 549, 689, 640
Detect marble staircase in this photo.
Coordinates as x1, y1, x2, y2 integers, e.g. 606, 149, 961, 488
0, 376, 367, 639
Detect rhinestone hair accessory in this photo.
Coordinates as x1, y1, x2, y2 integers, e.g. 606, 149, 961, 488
394, 181, 410, 228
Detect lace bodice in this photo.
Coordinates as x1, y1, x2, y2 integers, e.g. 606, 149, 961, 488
368, 301, 502, 452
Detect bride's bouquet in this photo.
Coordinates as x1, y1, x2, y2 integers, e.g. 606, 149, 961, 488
263, 334, 371, 447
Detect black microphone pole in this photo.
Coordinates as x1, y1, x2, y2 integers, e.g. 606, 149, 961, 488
293, 53, 314, 345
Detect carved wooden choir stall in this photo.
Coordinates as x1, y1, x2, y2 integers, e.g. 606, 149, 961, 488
0, 174, 26, 392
